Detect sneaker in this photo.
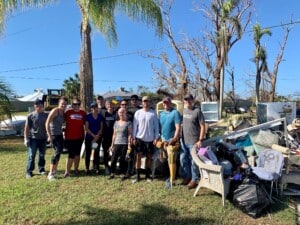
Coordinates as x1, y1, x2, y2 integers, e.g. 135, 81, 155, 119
132, 177, 140, 184
165, 178, 175, 189
108, 175, 114, 180
38, 169, 47, 175
26, 173, 33, 179
121, 173, 130, 181
86, 170, 91, 175
64, 172, 70, 178
146, 176, 153, 183
187, 181, 198, 189
47, 173, 56, 181
74, 170, 79, 176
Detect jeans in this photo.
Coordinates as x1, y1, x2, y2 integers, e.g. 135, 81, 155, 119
26, 138, 47, 174
180, 141, 199, 182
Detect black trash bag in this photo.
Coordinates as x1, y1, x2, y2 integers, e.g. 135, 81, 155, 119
215, 142, 248, 170
233, 175, 271, 218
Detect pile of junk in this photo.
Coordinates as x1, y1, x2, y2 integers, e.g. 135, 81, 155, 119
198, 116, 300, 218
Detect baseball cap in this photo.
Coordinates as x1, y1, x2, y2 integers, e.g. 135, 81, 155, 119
184, 94, 193, 100
162, 97, 172, 103
34, 99, 43, 105
131, 94, 139, 100
90, 102, 97, 108
97, 95, 104, 100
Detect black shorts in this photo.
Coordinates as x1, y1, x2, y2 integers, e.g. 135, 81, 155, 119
65, 138, 84, 159
136, 138, 154, 155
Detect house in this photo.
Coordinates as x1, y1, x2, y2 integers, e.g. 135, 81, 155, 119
102, 87, 138, 102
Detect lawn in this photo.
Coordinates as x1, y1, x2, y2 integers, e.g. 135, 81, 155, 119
0, 136, 296, 225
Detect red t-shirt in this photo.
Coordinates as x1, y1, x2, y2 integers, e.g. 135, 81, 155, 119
64, 109, 86, 140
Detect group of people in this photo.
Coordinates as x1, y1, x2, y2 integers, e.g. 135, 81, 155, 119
24, 93, 206, 189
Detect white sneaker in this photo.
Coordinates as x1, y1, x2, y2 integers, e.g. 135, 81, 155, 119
47, 173, 56, 181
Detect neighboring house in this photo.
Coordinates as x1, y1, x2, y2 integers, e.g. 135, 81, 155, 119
102, 87, 138, 102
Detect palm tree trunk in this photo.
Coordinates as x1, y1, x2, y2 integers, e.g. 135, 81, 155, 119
79, 21, 93, 111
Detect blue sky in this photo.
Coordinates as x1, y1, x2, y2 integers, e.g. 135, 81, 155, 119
0, 0, 299, 98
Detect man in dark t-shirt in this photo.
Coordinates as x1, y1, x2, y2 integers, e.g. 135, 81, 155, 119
180, 94, 206, 189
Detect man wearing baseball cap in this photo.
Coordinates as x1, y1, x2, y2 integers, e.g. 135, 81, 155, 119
24, 99, 48, 178
180, 94, 206, 189
158, 96, 181, 189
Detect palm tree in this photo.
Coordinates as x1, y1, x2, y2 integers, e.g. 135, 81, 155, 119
0, 79, 13, 121
62, 73, 80, 101
253, 23, 271, 104
76, 0, 163, 110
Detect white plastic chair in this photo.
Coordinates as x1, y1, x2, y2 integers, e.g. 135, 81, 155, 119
252, 149, 284, 197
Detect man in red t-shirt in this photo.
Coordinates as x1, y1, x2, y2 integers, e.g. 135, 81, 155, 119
64, 97, 86, 177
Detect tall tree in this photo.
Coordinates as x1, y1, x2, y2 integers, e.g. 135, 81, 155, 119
252, 23, 271, 104
76, 0, 163, 110
0, 79, 13, 121
265, 27, 290, 102
200, 0, 252, 101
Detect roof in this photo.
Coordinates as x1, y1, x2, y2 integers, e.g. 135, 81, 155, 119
102, 87, 138, 101
17, 89, 45, 102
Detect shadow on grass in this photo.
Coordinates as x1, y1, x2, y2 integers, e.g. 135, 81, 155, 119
45, 203, 215, 225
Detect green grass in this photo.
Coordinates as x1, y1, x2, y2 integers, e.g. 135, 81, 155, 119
0, 137, 297, 225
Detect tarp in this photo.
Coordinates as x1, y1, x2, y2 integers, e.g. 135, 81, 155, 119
17, 89, 44, 102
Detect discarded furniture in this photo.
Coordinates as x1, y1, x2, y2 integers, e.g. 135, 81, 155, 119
252, 149, 285, 197
191, 144, 231, 206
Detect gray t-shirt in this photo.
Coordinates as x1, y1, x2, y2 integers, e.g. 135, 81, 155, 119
182, 107, 205, 145
113, 121, 132, 145
26, 111, 48, 139
50, 109, 64, 135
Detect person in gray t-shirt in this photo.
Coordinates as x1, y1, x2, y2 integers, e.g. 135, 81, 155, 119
180, 94, 206, 189
24, 99, 48, 178
109, 108, 132, 179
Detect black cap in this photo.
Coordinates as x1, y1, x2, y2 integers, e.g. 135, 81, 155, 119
97, 95, 104, 100
90, 102, 97, 108
34, 99, 43, 105
130, 94, 138, 100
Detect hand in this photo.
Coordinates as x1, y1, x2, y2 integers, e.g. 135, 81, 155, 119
153, 139, 157, 146
24, 139, 30, 147
125, 153, 131, 161
47, 135, 53, 144
132, 139, 137, 146
196, 140, 202, 148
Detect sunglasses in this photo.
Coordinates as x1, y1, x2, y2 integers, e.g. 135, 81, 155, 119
142, 100, 149, 102
72, 103, 80, 106
121, 103, 127, 106
184, 98, 191, 101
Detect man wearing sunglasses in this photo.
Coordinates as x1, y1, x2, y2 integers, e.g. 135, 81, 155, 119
132, 96, 159, 183
180, 94, 206, 189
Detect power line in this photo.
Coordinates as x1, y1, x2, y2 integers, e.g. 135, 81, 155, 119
0, 47, 165, 74
5, 75, 153, 83
0, 20, 299, 74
